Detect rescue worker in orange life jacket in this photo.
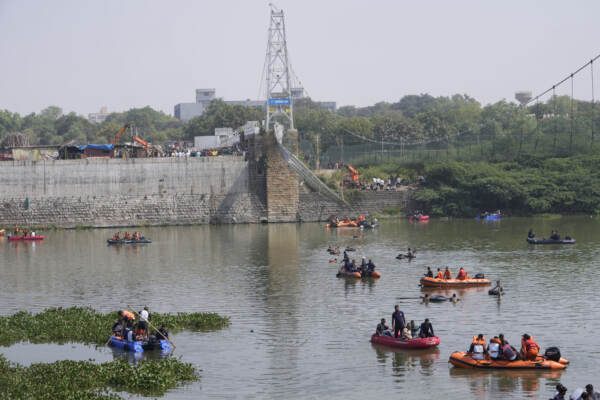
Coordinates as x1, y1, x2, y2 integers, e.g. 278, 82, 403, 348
456, 267, 467, 280
444, 267, 452, 279
521, 334, 540, 360
468, 334, 487, 360
487, 336, 502, 359
119, 310, 135, 337
436, 268, 444, 279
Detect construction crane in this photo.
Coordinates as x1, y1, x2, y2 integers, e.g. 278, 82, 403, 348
110, 123, 131, 145
343, 164, 359, 188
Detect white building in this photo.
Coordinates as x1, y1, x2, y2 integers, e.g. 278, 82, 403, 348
88, 107, 110, 123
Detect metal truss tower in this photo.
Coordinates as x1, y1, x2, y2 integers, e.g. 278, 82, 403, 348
264, 4, 294, 131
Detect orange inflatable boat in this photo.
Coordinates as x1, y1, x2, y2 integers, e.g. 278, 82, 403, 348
337, 269, 361, 279
449, 352, 568, 370
420, 277, 491, 288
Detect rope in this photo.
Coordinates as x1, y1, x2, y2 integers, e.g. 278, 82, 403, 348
527, 53, 600, 105
570, 74, 574, 154
592, 60, 596, 146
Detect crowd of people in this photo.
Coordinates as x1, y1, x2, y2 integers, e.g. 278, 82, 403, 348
112, 307, 169, 342
339, 251, 377, 277
425, 266, 471, 280
465, 333, 544, 362
111, 231, 144, 241
374, 305, 435, 340
551, 384, 600, 400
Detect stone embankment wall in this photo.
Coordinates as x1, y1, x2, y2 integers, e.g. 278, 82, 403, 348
0, 142, 413, 228
0, 157, 266, 227
298, 190, 412, 222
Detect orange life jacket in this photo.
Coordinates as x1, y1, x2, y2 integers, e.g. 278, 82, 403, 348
437, 271, 444, 279
444, 270, 452, 279
457, 269, 467, 280
524, 339, 539, 352
490, 337, 502, 345
122, 310, 134, 321
472, 336, 486, 346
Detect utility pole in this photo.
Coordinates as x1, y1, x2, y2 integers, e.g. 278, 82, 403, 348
316, 133, 320, 170
264, 4, 294, 131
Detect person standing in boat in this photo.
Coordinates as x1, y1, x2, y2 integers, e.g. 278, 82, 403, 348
550, 231, 560, 240
391, 305, 406, 339
425, 267, 433, 278
528, 229, 535, 239
139, 306, 151, 340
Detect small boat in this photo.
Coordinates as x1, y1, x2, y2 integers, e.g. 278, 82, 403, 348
449, 351, 567, 370
8, 235, 44, 241
409, 215, 430, 222
107, 238, 152, 244
336, 269, 361, 279
371, 334, 440, 349
420, 276, 491, 288
362, 270, 381, 279
108, 336, 170, 352
526, 237, 576, 245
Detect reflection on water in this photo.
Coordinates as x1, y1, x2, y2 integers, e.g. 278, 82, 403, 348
1, 217, 599, 399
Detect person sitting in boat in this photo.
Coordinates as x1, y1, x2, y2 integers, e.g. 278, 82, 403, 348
158, 325, 169, 339
376, 318, 392, 337
409, 320, 419, 338
487, 336, 502, 360
367, 260, 376, 273
436, 268, 444, 279
444, 267, 452, 280
520, 334, 540, 360
133, 232, 139, 240
456, 267, 468, 280
419, 319, 434, 338
528, 228, 535, 239
22, 228, 28, 237
407, 248, 414, 258
401, 325, 412, 340
134, 323, 146, 341
114, 232, 121, 240
468, 334, 487, 360
13, 225, 19, 234
498, 334, 518, 361
450, 293, 460, 303
124, 232, 131, 240
551, 384, 568, 400
425, 267, 433, 278
112, 320, 122, 336
550, 230, 560, 240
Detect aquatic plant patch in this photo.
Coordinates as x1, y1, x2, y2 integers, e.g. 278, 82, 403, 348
0, 354, 198, 399
0, 306, 230, 346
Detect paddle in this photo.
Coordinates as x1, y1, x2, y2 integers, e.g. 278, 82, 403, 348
127, 305, 176, 350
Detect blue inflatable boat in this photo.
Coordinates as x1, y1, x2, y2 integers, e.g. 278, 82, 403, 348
108, 336, 170, 352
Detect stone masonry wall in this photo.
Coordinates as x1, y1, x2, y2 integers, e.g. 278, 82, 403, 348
298, 190, 413, 222
0, 157, 267, 227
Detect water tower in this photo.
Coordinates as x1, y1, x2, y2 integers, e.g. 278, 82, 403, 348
515, 91, 532, 107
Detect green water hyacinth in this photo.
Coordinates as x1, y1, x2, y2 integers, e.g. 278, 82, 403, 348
0, 354, 199, 399
0, 306, 230, 346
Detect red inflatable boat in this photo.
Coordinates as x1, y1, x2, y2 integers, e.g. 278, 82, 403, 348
8, 235, 44, 241
370, 334, 440, 349
409, 215, 430, 222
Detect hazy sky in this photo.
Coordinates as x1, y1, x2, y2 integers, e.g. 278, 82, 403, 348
1, 0, 599, 116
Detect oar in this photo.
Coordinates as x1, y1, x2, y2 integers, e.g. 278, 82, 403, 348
128, 305, 176, 350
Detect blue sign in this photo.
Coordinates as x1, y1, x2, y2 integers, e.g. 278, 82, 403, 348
269, 98, 291, 105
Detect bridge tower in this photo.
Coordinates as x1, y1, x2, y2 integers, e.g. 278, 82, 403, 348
264, 4, 294, 131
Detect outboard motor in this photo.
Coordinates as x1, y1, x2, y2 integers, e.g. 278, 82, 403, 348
474, 273, 485, 279
545, 347, 561, 362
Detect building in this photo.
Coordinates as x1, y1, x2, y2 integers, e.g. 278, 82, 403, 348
174, 88, 335, 122
174, 103, 206, 122
194, 127, 240, 150
88, 107, 110, 123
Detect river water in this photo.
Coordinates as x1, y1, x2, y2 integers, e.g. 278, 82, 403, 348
1, 217, 599, 399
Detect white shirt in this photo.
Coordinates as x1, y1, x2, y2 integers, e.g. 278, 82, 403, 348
140, 309, 149, 322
